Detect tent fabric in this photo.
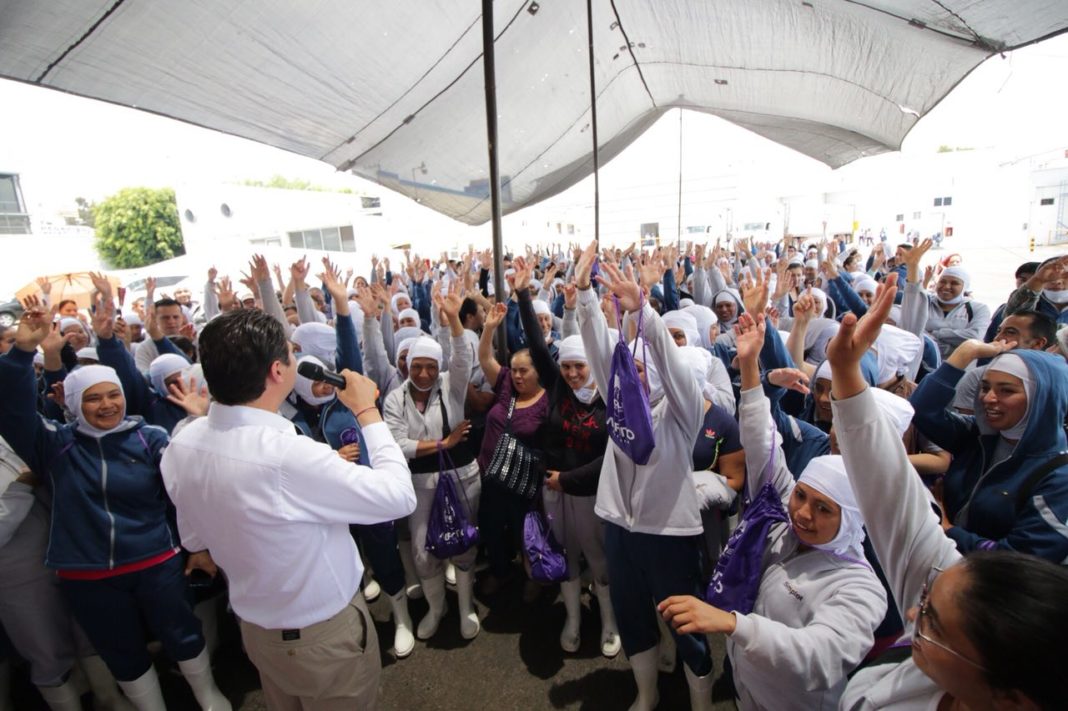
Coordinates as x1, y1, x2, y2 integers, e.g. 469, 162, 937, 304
1, 1, 1066, 225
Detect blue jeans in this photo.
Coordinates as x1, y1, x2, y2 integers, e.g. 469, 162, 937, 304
604, 523, 713, 676
59, 555, 205, 681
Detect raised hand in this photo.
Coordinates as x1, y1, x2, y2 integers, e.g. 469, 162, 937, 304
512, 256, 533, 292
90, 290, 116, 340
822, 254, 839, 280
638, 252, 662, 292
733, 311, 765, 364
596, 261, 643, 313
318, 262, 348, 307
792, 287, 817, 323
574, 240, 599, 289
1026, 255, 1068, 292
217, 277, 236, 311
167, 377, 211, 417
902, 238, 933, 283
767, 367, 811, 395
484, 302, 507, 331
740, 267, 770, 317
441, 279, 464, 324
207, 266, 218, 283
290, 256, 310, 288
14, 297, 52, 353
35, 276, 52, 296
353, 285, 378, 318
562, 282, 578, 310
145, 276, 157, 304
827, 273, 898, 372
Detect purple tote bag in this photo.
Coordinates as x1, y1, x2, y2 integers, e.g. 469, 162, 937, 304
523, 508, 568, 583
425, 445, 479, 560
704, 437, 788, 614
606, 297, 656, 465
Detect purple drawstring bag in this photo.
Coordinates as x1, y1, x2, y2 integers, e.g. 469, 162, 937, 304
606, 296, 656, 465
425, 445, 479, 560
523, 508, 568, 583
704, 437, 788, 614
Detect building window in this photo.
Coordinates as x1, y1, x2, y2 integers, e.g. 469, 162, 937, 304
249, 237, 282, 248
287, 225, 357, 252
0, 174, 31, 234
1040, 197, 1055, 206
360, 196, 381, 209
912, 211, 922, 219
934, 198, 942, 207
895, 213, 904, 222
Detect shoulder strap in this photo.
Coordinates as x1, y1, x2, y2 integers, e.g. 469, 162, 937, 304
1016, 452, 1068, 513
438, 393, 452, 437
964, 301, 974, 321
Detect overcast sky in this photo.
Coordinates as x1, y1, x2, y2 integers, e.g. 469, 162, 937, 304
1, 32, 1066, 218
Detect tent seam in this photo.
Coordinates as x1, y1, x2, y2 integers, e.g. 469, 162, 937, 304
608, 0, 656, 109
35, 0, 128, 83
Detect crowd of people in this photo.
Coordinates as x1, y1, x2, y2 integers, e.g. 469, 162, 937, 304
1, 235, 1067, 711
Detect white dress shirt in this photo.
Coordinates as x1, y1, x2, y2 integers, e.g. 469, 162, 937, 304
161, 404, 415, 629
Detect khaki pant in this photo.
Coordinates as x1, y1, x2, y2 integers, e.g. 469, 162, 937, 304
239, 595, 381, 711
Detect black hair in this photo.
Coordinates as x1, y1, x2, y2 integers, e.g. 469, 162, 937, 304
960, 552, 1068, 709
896, 243, 913, 252
57, 299, 77, 310
198, 309, 290, 405
1016, 261, 1040, 279
459, 297, 479, 325
154, 297, 181, 310
1006, 309, 1057, 347
167, 335, 197, 362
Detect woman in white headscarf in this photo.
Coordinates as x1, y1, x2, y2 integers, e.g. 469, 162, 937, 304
573, 243, 714, 711
924, 266, 992, 358
0, 308, 229, 711
383, 287, 481, 641
659, 313, 887, 711
514, 255, 621, 657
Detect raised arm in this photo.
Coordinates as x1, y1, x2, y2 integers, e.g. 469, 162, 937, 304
514, 258, 560, 390
320, 261, 362, 374
479, 303, 505, 388
0, 299, 59, 474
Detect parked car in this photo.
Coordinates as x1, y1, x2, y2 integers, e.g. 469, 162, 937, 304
0, 298, 24, 329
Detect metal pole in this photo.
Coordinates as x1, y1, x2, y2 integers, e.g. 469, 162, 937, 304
587, 0, 600, 244
482, 0, 508, 360
677, 109, 683, 248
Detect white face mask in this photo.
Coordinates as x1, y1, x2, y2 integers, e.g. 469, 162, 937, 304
1042, 288, 1068, 306
938, 293, 965, 306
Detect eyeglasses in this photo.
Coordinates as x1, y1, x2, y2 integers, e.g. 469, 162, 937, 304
912, 567, 988, 672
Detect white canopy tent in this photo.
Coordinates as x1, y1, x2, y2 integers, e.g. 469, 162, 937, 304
1, 0, 1066, 225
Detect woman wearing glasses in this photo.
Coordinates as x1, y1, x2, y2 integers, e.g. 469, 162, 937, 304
827, 276, 1068, 710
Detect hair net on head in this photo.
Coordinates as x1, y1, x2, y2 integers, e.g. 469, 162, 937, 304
291, 323, 336, 365
397, 308, 420, 324
407, 337, 443, 371
63, 365, 126, 438
872, 325, 922, 384
532, 300, 552, 317
391, 292, 412, 313
939, 266, 970, 292
869, 387, 915, 437
796, 455, 866, 561
149, 354, 189, 396
629, 337, 663, 404
662, 310, 701, 347
293, 355, 334, 407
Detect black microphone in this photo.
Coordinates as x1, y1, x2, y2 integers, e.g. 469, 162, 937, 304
297, 360, 346, 389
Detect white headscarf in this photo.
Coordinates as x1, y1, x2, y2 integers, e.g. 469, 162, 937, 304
938, 266, 970, 305
852, 275, 878, 296
532, 299, 552, 317
407, 337, 443, 371
872, 325, 922, 384
149, 354, 190, 396
679, 345, 718, 403
63, 365, 127, 438
75, 347, 99, 362
291, 323, 336, 364
397, 308, 420, 326
683, 305, 718, 349
629, 337, 663, 404
984, 353, 1034, 441
870, 387, 915, 437
662, 311, 701, 347
395, 337, 419, 367
796, 455, 866, 561
293, 355, 334, 407
391, 292, 412, 314
557, 335, 597, 404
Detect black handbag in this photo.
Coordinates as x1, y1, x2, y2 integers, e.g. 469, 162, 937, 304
485, 397, 542, 500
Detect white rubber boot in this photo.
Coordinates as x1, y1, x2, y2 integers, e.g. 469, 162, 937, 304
362, 569, 381, 602
656, 611, 677, 673
444, 562, 457, 586
684, 663, 715, 711
415, 574, 447, 640
455, 567, 481, 640
194, 597, 220, 657
177, 649, 231, 711
627, 648, 660, 711
36, 680, 83, 711
594, 583, 622, 658
117, 667, 167, 711
388, 590, 416, 658
79, 655, 136, 711
398, 543, 423, 599
559, 578, 582, 653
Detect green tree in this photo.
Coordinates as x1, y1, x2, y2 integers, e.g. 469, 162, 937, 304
75, 196, 96, 227
92, 187, 185, 268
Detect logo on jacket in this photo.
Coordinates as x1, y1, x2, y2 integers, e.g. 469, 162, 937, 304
783, 580, 804, 602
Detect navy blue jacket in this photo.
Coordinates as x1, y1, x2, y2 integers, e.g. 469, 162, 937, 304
0, 347, 176, 571
97, 336, 190, 434
910, 352, 1068, 560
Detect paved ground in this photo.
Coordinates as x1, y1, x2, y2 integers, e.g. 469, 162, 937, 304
9, 573, 734, 710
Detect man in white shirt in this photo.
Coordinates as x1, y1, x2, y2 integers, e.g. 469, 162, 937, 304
161, 309, 415, 711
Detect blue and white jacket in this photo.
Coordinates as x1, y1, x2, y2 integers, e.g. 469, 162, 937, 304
0, 347, 176, 571
910, 350, 1068, 561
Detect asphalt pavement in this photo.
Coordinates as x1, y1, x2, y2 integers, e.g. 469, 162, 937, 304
9, 573, 735, 710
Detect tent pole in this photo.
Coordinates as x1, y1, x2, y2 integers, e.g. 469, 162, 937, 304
482, 0, 507, 360
677, 108, 683, 249
587, 0, 600, 245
